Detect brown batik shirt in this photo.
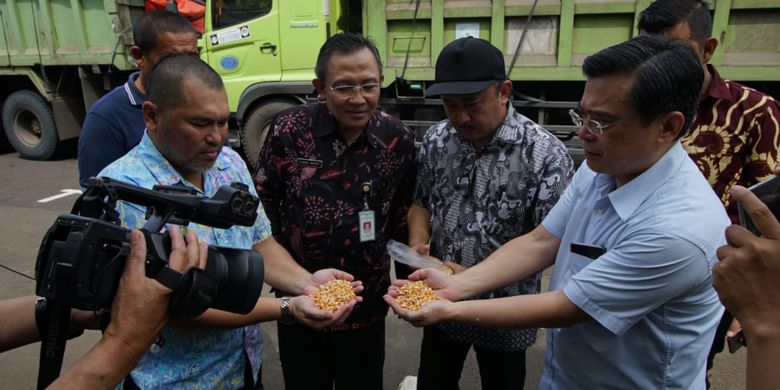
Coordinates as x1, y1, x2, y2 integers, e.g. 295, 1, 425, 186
682, 65, 780, 223
253, 102, 417, 329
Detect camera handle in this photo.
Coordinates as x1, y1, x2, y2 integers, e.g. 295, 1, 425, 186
35, 231, 82, 390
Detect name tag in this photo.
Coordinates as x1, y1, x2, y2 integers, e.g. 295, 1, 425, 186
296, 158, 323, 168
359, 210, 376, 242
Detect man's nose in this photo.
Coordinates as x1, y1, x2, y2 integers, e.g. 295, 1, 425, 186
451, 108, 470, 127
205, 123, 226, 145
348, 90, 367, 104
576, 123, 595, 141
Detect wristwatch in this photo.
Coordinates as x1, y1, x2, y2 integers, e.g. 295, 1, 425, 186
279, 296, 296, 325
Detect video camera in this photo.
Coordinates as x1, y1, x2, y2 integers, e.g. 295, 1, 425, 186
33, 176, 265, 389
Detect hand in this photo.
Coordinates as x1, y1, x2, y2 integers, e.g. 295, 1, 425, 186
288, 294, 360, 330
404, 267, 459, 301
294, 268, 364, 330
304, 268, 364, 296
383, 288, 454, 327
104, 228, 206, 353
714, 185, 780, 338
443, 261, 467, 274
410, 242, 430, 256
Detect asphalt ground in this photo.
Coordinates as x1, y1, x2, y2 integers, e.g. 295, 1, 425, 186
0, 150, 746, 389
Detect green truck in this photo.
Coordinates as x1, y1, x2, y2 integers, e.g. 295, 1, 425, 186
1, 0, 778, 164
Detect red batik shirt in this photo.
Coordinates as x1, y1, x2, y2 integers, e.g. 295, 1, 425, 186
253, 103, 416, 329
682, 65, 780, 223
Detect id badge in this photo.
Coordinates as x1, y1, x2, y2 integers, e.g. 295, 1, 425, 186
359, 210, 376, 242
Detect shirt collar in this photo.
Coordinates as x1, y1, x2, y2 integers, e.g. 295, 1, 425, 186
606, 142, 687, 221
493, 104, 528, 144
312, 102, 380, 148
703, 64, 730, 101
124, 71, 146, 107
136, 131, 230, 192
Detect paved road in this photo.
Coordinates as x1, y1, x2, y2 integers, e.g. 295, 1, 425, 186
0, 151, 746, 389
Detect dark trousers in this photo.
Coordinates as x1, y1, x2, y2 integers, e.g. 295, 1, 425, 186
277, 320, 385, 390
417, 326, 526, 390
705, 310, 734, 388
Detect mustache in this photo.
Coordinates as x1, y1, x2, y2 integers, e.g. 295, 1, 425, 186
198, 142, 222, 154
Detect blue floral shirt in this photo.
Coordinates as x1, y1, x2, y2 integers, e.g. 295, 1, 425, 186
100, 132, 271, 388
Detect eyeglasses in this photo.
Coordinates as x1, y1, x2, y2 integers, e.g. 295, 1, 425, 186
328, 82, 381, 97
569, 108, 634, 136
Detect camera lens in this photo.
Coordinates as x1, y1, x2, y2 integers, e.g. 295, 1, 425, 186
243, 200, 256, 216
230, 197, 243, 212
204, 247, 264, 314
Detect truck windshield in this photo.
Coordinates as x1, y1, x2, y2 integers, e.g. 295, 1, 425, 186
213, 0, 272, 29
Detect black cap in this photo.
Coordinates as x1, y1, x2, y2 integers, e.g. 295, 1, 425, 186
425, 37, 506, 97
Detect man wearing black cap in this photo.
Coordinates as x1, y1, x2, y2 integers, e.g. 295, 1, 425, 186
407, 36, 573, 389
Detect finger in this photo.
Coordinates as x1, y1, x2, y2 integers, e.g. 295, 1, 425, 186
166, 228, 188, 272
407, 269, 427, 281
731, 185, 780, 239
331, 300, 357, 322
331, 269, 354, 282
392, 279, 408, 288
184, 230, 201, 268
198, 241, 208, 269
774, 162, 780, 176
725, 223, 766, 249
726, 318, 742, 338
716, 243, 738, 262
125, 230, 147, 275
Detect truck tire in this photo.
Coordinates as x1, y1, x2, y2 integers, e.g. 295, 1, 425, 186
2, 90, 59, 160
240, 99, 297, 169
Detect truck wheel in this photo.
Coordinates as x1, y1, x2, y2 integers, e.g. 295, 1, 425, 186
2, 90, 59, 160
240, 99, 297, 169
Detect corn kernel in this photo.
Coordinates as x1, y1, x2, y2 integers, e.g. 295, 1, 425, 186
309, 279, 356, 312
396, 281, 439, 311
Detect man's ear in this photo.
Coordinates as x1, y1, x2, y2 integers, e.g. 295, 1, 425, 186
130, 46, 144, 67
701, 37, 718, 64
499, 80, 513, 103
142, 101, 159, 133
660, 111, 686, 141
313, 78, 326, 101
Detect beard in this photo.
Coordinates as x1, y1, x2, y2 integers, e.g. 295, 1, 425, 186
159, 140, 221, 178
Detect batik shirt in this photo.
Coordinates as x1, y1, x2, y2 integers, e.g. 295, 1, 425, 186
683, 65, 780, 222
253, 102, 416, 329
100, 133, 271, 388
414, 104, 574, 351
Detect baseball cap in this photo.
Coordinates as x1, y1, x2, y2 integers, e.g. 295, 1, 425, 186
425, 36, 507, 97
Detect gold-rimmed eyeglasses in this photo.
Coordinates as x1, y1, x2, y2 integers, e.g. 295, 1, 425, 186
328, 82, 381, 98
569, 108, 634, 136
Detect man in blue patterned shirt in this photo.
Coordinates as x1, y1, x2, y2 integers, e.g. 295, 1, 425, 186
407, 37, 574, 389
100, 54, 361, 388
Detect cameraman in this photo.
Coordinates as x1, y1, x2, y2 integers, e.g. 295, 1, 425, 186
0, 228, 206, 389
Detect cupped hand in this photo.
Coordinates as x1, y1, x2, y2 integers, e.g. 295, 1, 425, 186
383, 292, 453, 327
289, 294, 361, 330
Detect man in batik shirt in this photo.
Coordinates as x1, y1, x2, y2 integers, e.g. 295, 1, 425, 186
408, 37, 573, 390
639, 0, 780, 386
253, 33, 416, 390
